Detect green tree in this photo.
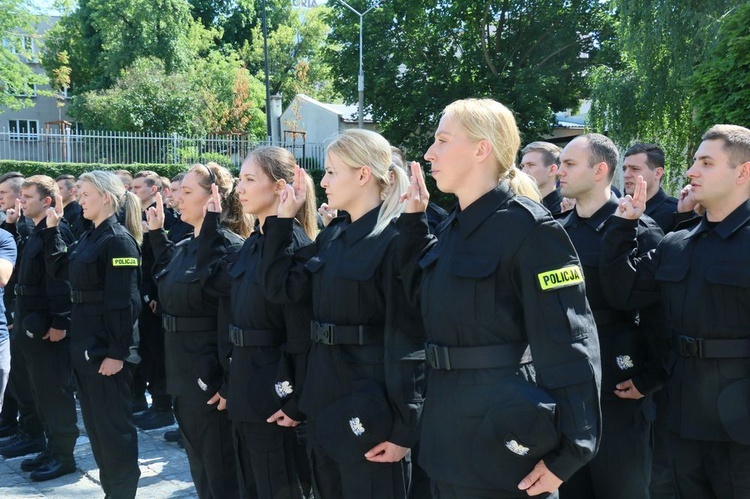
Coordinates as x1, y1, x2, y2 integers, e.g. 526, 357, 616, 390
42, 0, 216, 93
588, 0, 745, 191
691, 4, 750, 133
0, 0, 48, 110
325, 0, 611, 157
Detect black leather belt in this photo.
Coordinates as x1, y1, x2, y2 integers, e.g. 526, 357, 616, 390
425, 342, 533, 371
310, 320, 382, 345
15, 284, 46, 297
162, 314, 216, 333
677, 335, 750, 359
228, 325, 283, 347
592, 309, 635, 326
71, 289, 104, 303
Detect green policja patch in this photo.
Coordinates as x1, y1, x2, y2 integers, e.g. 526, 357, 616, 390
112, 257, 139, 267
537, 265, 583, 291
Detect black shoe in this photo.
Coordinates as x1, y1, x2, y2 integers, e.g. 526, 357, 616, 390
133, 406, 155, 422
29, 457, 76, 481
131, 398, 148, 414
0, 420, 18, 438
0, 434, 46, 458
163, 429, 181, 442
136, 408, 175, 430
21, 450, 52, 471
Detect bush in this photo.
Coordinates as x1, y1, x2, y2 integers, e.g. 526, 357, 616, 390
0, 161, 191, 179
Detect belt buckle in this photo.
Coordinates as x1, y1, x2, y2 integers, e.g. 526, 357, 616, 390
425, 343, 451, 370
318, 323, 335, 345
678, 336, 703, 357
162, 314, 176, 332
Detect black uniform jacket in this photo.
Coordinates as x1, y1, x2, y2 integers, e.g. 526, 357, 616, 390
14, 219, 74, 344
601, 200, 750, 442
398, 183, 602, 489
645, 188, 679, 234
197, 212, 312, 423
150, 223, 243, 405
543, 188, 563, 216
140, 202, 178, 307
560, 195, 668, 398
260, 206, 426, 450
42, 215, 141, 375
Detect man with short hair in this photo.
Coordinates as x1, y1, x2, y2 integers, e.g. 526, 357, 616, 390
115, 170, 133, 191
623, 144, 679, 232
557, 134, 665, 499
604, 124, 750, 499
56, 174, 91, 239
9, 176, 78, 480
520, 141, 563, 215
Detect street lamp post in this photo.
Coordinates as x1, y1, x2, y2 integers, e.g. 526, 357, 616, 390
262, 0, 272, 141
338, 0, 380, 128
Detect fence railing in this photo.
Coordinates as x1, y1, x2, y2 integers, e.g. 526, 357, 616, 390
0, 129, 327, 170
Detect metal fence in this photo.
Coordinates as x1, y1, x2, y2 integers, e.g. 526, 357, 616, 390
0, 129, 327, 170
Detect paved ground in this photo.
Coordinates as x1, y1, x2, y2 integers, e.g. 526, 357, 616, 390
0, 401, 197, 498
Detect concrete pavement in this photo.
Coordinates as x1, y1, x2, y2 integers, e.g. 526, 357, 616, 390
0, 402, 197, 498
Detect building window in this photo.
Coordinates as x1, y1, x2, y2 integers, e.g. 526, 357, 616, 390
5, 82, 37, 97
8, 119, 39, 141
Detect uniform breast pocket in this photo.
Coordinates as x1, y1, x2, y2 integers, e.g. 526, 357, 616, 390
170, 269, 204, 310
448, 253, 503, 327
333, 260, 378, 318
654, 264, 689, 321
70, 253, 100, 291
705, 265, 750, 327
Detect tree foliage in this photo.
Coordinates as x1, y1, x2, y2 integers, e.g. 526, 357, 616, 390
68, 56, 266, 138
691, 3, 750, 133
324, 0, 611, 158
588, 0, 745, 191
0, 0, 48, 110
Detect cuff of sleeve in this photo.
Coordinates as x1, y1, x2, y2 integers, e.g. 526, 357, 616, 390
50, 316, 70, 331
396, 212, 430, 232
544, 450, 587, 483
40, 225, 61, 241
282, 397, 305, 422
388, 422, 419, 449
607, 216, 639, 230
106, 347, 127, 361
631, 374, 664, 397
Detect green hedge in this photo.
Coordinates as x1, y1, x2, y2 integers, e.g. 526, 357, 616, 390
0, 160, 455, 212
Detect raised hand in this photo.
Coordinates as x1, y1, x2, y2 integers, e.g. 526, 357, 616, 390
399, 161, 429, 213
317, 203, 337, 227
560, 197, 576, 213
278, 165, 307, 219
616, 175, 647, 220
45, 195, 64, 227
677, 184, 700, 214
204, 184, 222, 215
6, 198, 21, 224
145, 192, 165, 230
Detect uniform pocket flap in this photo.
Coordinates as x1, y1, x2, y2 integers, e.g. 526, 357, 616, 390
449, 253, 502, 279
705, 265, 750, 288
654, 263, 689, 283
304, 256, 326, 273
539, 359, 594, 389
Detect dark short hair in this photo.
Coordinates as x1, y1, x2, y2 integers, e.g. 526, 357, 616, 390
22, 175, 59, 206
580, 133, 619, 182
170, 172, 186, 183
702, 125, 750, 168
624, 143, 665, 171
134, 170, 160, 188
521, 141, 562, 167
56, 174, 76, 189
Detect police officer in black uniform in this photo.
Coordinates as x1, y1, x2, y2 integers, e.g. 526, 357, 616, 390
11, 176, 79, 481
398, 99, 601, 499
262, 129, 424, 499
146, 163, 249, 499
556, 134, 665, 499
622, 144, 680, 233
520, 141, 564, 215
43, 170, 143, 499
197, 147, 316, 498
601, 124, 750, 499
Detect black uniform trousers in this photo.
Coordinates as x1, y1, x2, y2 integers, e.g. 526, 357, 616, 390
8, 335, 44, 439
670, 433, 750, 499
137, 307, 170, 409
560, 397, 651, 499
650, 389, 675, 499
306, 418, 410, 499
18, 335, 78, 461
233, 420, 310, 499
173, 396, 239, 499
75, 365, 140, 499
